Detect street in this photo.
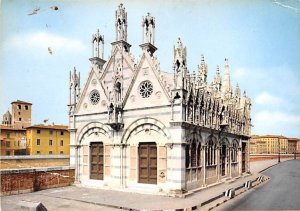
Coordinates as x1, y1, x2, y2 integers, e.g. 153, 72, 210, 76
215, 159, 300, 210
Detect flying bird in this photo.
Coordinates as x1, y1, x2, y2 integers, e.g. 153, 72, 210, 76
48, 47, 53, 55
50, 6, 59, 11
27, 7, 40, 15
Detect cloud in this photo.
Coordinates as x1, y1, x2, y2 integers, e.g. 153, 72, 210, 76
7, 32, 86, 53
233, 67, 247, 78
273, 0, 300, 13
255, 92, 283, 105
252, 110, 300, 137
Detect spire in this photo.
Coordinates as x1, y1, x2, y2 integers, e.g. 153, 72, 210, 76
140, 12, 157, 56
90, 29, 106, 71
212, 65, 222, 92
173, 38, 188, 89
115, 3, 127, 41
173, 38, 187, 72
92, 29, 104, 59
197, 54, 208, 87
69, 67, 81, 115
222, 58, 232, 99
235, 83, 241, 98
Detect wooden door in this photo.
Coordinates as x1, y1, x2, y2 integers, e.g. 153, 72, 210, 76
90, 142, 104, 180
139, 142, 157, 184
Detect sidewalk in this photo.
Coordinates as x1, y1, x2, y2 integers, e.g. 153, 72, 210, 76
1, 159, 287, 211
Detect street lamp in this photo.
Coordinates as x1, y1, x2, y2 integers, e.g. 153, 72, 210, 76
278, 139, 281, 163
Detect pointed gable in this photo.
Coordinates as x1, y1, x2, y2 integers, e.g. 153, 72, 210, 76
123, 52, 171, 110
100, 46, 135, 103
76, 68, 109, 115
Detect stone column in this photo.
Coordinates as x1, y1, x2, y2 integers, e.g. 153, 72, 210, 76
202, 145, 206, 187
229, 147, 232, 178
217, 146, 220, 182
238, 147, 242, 176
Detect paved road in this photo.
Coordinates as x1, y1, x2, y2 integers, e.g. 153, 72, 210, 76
215, 159, 300, 210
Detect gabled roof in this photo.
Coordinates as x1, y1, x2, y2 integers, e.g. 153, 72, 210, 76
11, 100, 32, 105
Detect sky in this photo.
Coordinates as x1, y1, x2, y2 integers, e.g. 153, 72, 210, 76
0, 0, 300, 137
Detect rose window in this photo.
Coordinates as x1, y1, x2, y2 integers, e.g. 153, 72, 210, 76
139, 81, 153, 98
90, 90, 100, 105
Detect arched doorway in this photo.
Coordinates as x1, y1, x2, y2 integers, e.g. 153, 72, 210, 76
138, 142, 157, 184
220, 144, 227, 176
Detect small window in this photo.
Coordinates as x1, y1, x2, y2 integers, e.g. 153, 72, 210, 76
17, 105, 21, 110
6, 133, 10, 138
60, 131, 64, 136
37, 151, 41, 155
6, 141, 10, 147
60, 151, 64, 155
36, 139, 40, 145
18, 112, 21, 115
60, 140, 64, 146
37, 129, 41, 134
49, 130, 53, 135
49, 140, 53, 146
19, 117, 22, 121
49, 151, 53, 155
6, 151, 10, 156
25, 105, 28, 110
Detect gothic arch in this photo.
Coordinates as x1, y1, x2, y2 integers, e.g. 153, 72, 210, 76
122, 117, 171, 145
77, 122, 111, 145
205, 134, 217, 146
219, 137, 229, 147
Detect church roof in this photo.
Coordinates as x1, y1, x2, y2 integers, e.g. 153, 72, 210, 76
11, 100, 32, 105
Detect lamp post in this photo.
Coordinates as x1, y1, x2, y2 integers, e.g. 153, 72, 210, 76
278, 139, 281, 163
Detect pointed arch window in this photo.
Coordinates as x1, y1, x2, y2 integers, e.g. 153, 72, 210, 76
197, 143, 201, 166
185, 144, 190, 168
191, 141, 197, 167
206, 139, 216, 166
232, 141, 238, 162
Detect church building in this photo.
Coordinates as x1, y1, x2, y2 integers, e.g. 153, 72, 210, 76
69, 4, 252, 195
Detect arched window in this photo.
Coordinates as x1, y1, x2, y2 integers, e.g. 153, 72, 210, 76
197, 142, 201, 166
206, 138, 215, 166
232, 141, 238, 162
185, 144, 190, 168
115, 82, 121, 102
191, 141, 197, 167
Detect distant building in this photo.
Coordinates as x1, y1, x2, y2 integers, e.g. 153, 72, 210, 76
1, 100, 70, 156
26, 124, 70, 155
11, 100, 32, 129
0, 100, 31, 156
0, 125, 27, 156
287, 138, 299, 154
250, 135, 300, 154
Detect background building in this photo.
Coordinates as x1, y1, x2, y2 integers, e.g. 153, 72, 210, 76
0, 100, 31, 156
26, 124, 70, 155
0, 125, 26, 156
11, 100, 32, 129
1, 100, 70, 156
250, 135, 299, 154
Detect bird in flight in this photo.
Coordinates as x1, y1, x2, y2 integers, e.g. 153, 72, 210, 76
28, 7, 40, 15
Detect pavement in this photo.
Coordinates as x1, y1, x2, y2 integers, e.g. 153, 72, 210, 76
214, 159, 300, 211
0, 158, 293, 211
